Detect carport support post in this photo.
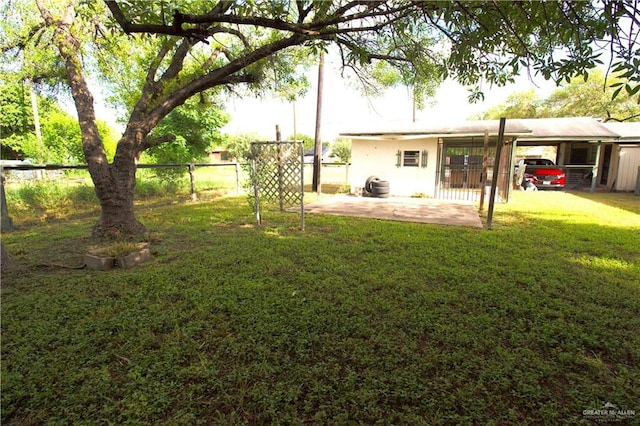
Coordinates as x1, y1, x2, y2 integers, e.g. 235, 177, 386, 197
487, 118, 506, 230
590, 142, 601, 193
479, 130, 489, 211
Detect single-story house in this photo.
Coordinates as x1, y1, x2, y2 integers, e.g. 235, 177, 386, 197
341, 117, 640, 201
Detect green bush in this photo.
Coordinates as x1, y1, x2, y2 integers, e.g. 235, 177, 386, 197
15, 182, 73, 211
135, 176, 188, 200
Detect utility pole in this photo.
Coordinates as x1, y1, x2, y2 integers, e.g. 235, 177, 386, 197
412, 85, 416, 123
292, 101, 297, 142
312, 51, 324, 194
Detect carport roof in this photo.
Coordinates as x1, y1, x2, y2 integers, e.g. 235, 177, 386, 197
514, 117, 619, 142
341, 117, 622, 142
601, 121, 640, 142
340, 119, 531, 139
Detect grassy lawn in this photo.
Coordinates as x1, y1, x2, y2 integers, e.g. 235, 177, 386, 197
1, 191, 639, 424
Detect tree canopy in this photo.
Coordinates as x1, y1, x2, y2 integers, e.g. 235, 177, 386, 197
2, 0, 639, 237
101, 1, 640, 101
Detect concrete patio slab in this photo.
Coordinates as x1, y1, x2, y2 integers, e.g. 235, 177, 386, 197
301, 195, 483, 228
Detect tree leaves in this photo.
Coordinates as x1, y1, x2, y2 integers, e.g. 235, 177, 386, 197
479, 69, 640, 121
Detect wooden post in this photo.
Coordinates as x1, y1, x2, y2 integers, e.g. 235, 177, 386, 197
189, 163, 197, 201
251, 151, 261, 226
278, 144, 285, 212
487, 118, 506, 230
299, 142, 305, 231
635, 166, 640, 196
312, 51, 324, 194
275, 126, 285, 211
479, 130, 489, 211
590, 142, 601, 193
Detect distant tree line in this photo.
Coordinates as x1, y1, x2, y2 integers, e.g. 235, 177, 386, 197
477, 69, 640, 122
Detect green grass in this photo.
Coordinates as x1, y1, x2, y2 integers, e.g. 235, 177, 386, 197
1, 191, 639, 424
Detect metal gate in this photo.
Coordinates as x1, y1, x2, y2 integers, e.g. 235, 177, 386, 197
436, 138, 513, 202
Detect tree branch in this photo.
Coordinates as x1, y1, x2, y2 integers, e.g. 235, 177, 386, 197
604, 111, 640, 122
36, 0, 115, 201
0, 24, 45, 53
145, 41, 174, 86
335, 35, 412, 63
138, 134, 176, 153
137, 33, 305, 136
210, 26, 251, 49
319, 2, 412, 29
104, 1, 210, 40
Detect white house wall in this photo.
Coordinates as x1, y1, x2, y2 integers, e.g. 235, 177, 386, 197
615, 145, 640, 191
350, 137, 439, 197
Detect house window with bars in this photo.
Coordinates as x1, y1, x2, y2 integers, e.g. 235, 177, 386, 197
403, 150, 420, 167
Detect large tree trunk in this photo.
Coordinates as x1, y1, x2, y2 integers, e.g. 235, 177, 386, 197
91, 130, 147, 238
38, 1, 147, 239
92, 188, 146, 238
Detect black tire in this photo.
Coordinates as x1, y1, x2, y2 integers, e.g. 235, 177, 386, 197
372, 187, 390, 195
371, 180, 389, 190
371, 180, 390, 197
365, 176, 380, 193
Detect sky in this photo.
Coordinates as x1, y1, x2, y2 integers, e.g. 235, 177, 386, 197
220, 54, 558, 143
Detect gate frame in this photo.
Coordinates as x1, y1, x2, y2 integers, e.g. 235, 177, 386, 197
435, 135, 514, 204
250, 141, 305, 230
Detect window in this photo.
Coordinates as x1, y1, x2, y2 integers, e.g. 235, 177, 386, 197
403, 150, 420, 167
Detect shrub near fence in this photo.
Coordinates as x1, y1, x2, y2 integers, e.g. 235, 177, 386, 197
1, 163, 350, 225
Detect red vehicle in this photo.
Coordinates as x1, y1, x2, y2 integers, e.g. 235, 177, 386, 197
519, 158, 566, 189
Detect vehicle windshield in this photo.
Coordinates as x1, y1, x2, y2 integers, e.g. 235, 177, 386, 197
523, 159, 554, 166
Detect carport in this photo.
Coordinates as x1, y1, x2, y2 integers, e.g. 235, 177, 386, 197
513, 117, 620, 192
